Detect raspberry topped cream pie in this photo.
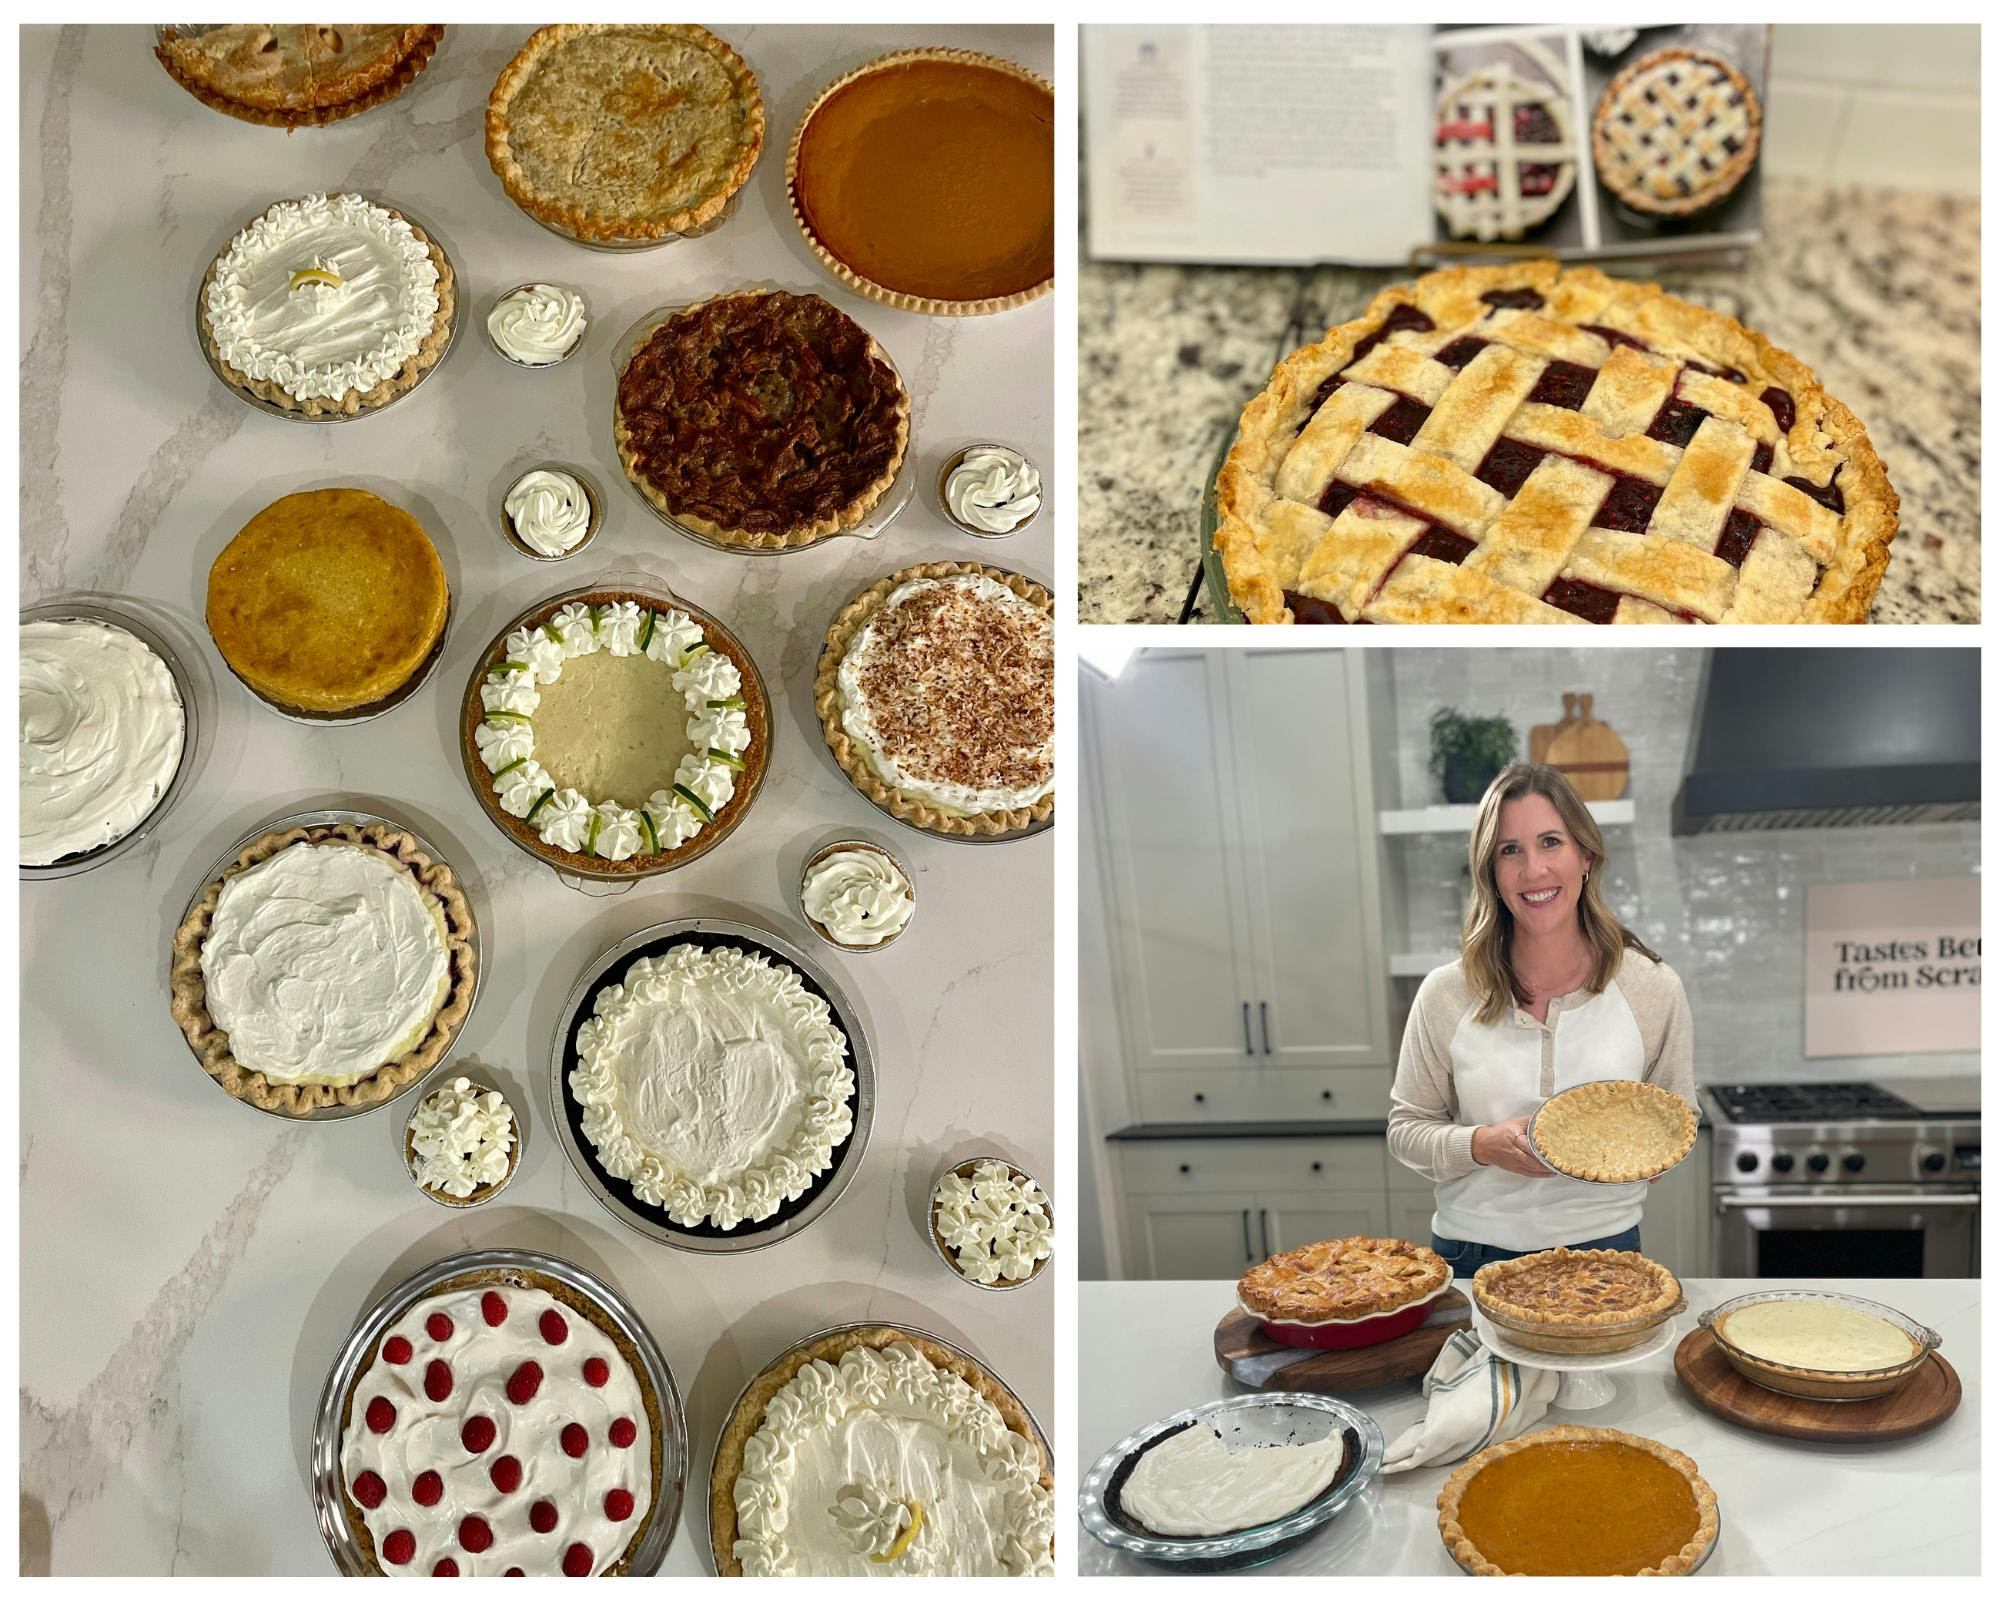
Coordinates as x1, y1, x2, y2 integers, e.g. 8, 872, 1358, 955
1216, 261, 1898, 624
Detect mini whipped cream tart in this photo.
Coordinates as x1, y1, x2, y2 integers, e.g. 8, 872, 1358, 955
943, 446, 1041, 535
476, 601, 754, 861
932, 1161, 1053, 1286
20, 618, 186, 865
503, 467, 595, 558
407, 1077, 516, 1200
487, 282, 587, 366
800, 843, 914, 950
1118, 1424, 1347, 1538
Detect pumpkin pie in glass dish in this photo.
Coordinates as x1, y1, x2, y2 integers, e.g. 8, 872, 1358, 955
1471, 1247, 1683, 1355
1530, 1078, 1698, 1183
1237, 1235, 1452, 1350
788, 50, 1053, 315
154, 24, 443, 128
485, 24, 763, 249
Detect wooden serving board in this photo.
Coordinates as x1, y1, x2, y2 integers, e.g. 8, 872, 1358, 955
1672, 1329, 1961, 1442
1214, 1289, 1471, 1392
1530, 693, 1629, 800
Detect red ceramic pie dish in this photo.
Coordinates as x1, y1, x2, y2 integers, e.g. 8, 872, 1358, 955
1242, 1280, 1453, 1350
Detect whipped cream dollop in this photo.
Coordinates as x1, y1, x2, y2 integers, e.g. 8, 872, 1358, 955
504, 468, 593, 557
829, 1483, 915, 1560
20, 619, 185, 866
408, 1077, 515, 1198
802, 847, 914, 948
487, 282, 587, 366
201, 841, 450, 1085
1117, 1424, 1347, 1538
945, 447, 1041, 534
933, 1161, 1053, 1285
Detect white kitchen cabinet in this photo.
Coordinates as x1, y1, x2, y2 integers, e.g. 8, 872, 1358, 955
1125, 1193, 1268, 1278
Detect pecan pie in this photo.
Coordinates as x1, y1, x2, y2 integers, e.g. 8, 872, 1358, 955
1593, 48, 1762, 218
1531, 1080, 1698, 1184
614, 291, 910, 549
1215, 261, 1899, 624
1472, 1248, 1682, 1353
155, 24, 443, 128
1238, 1237, 1450, 1324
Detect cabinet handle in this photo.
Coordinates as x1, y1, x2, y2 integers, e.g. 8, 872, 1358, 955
1260, 1001, 1273, 1055
1242, 1002, 1254, 1055
1193, 1092, 1206, 1105
1320, 1090, 1332, 1102
1241, 1209, 1253, 1261
1259, 1208, 1272, 1257
1178, 1163, 1190, 1174
1311, 1161, 1323, 1173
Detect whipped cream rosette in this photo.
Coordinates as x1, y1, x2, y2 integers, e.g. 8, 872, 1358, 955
930, 1159, 1053, 1288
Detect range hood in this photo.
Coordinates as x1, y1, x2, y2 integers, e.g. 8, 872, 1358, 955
1672, 649, 1979, 833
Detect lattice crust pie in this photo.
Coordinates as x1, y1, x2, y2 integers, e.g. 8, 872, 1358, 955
485, 24, 764, 243
1593, 47, 1762, 218
1216, 261, 1898, 625
1473, 1248, 1681, 1329
1238, 1236, 1450, 1324
814, 563, 1054, 839
155, 24, 444, 128
1434, 65, 1577, 242
169, 823, 476, 1115
1532, 1079, 1699, 1184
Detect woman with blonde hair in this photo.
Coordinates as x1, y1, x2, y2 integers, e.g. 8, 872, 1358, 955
1386, 763, 1695, 1275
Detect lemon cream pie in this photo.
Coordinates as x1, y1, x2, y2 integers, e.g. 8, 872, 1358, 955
488, 283, 587, 367
799, 842, 914, 951
1115, 1424, 1350, 1538
712, 1327, 1054, 1575
199, 192, 454, 418
569, 943, 855, 1231
19, 618, 185, 866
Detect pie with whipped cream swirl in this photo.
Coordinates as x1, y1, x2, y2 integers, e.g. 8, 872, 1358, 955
169, 821, 476, 1115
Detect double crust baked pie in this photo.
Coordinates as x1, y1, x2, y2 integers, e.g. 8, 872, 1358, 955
709, 1325, 1054, 1575
1436, 1425, 1719, 1575
1593, 48, 1762, 218
1215, 261, 1899, 624
485, 24, 763, 244
1531, 1079, 1699, 1184
169, 822, 476, 1115
1472, 1248, 1682, 1353
155, 24, 443, 128
1238, 1237, 1450, 1324
1434, 66, 1577, 242
814, 563, 1055, 838
615, 290, 910, 548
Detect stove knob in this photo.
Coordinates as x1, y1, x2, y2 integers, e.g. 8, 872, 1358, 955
1842, 1152, 1867, 1174
1770, 1152, 1795, 1174
1734, 1151, 1759, 1173
1806, 1151, 1831, 1174
1921, 1151, 1949, 1174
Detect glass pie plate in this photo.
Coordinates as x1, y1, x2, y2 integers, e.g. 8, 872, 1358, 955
1474, 1281, 1687, 1356
1197, 422, 1248, 623
1080, 1393, 1382, 1572
1698, 1290, 1940, 1402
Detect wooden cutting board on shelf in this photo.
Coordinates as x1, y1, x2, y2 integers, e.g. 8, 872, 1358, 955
1672, 1329, 1961, 1442
1530, 693, 1628, 799
1214, 1289, 1471, 1392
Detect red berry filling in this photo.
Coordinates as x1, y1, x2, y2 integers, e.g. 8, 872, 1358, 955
490, 1454, 524, 1494
563, 1543, 593, 1577
350, 1470, 387, 1510
529, 1500, 559, 1535
382, 1529, 416, 1566
460, 1515, 494, 1554
560, 1423, 588, 1458
539, 1309, 570, 1346
507, 1360, 544, 1405
604, 1488, 634, 1522
365, 1396, 397, 1434
425, 1359, 454, 1402
382, 1335, 413, 1365
427, 1312, 455, 1342
462, 1414, 497, 1454
582, 1357, 609, 1388
412, 1470, 444, 1507
608, 1417, 636, 1449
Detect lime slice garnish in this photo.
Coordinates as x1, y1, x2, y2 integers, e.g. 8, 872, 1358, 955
524, 789, 556, 823
671, 783, 714, 824
485, 711, 532, 725
706, 696, 748, 711
636, 611, 656, 652
492, 756, 529, 779
707, 748, 745, 771
637, 809, 660, 855
583, 812, 603, 855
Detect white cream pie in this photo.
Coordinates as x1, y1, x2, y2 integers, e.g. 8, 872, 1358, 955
799, 841, 914, 951
19, 617, 185, 866
199, 191, 454, 417
408, 1078, 517, 1202
488, 282, 588, 367
1115, 1424, 1348, 1538
931, 1161, 1053, 1287
569, 944, 854, 1231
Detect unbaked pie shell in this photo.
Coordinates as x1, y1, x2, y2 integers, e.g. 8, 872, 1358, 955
1531, 1079, 1699, 1184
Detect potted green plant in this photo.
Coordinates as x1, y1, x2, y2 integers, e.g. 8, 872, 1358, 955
1429, 708, 1517, 804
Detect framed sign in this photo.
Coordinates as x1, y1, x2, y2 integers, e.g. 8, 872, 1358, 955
1803, 879, 1979, 1057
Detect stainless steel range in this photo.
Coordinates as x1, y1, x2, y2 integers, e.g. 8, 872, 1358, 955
1703, 1077, 1979, 1278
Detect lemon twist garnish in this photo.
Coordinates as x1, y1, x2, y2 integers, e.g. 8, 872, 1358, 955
288, 267, 344, 291
870, 1501, 923, 1563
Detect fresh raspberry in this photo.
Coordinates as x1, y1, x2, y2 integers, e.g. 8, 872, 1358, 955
425, 1360, 454, 1402
505, 1570, 525, 1578
432, 1559, 459, 1577
365, 1396, 396, 1434
350, 1470, 387, 1509
562, 1544, 593, 1577
529, 1500, 559, 1535
481, 1291, 509, 1327
412, 1471, 444, 1508
381, 1529, 415, 1566
582, 1357, 609, 1388
539, 1309, 569, 1346
490, 1455, 524, 1494
382, 1335, 413, 1365
608, 1417, 636, 1449
426, 1312, 455, 1343
560, 1423, 588, 1458
459, 1515, 494, 1554
604, 1488, 634, 1523
461, 1415, 496, 1454
506, 1361, 543, 1405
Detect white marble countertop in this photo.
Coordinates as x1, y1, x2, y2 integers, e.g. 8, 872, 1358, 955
1077, 1278, 1978, 1575
19, 23, 1053, 1576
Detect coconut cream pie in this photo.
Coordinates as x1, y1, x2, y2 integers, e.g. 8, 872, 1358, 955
569, 943, 854, 1231
199, 192, 454, 418
711, 1326, 1054, 1575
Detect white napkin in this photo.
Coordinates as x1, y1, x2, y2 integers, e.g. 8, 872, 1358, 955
1379, 1327, 1561, 1474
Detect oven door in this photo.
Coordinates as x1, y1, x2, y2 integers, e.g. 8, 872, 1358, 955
1712, 1186, 1979, 1278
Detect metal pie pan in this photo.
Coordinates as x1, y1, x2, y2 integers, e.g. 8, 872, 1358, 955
309, 1246, 688, 1576
926, 1153, 1053, 1292
20, 595, 203, 880
171, 806, 481, 1122
705, 1317, 1051, 1575
548, 917, 875, 1254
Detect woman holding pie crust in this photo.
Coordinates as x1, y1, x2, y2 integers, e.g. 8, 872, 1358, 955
1386, 763, 1696, 1276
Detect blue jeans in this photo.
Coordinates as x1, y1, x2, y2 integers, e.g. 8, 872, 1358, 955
1430, 1225, 1641, 1277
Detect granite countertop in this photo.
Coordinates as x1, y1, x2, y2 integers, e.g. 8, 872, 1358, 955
1079, 180, 1979, 624
19, 23, 1052, 1576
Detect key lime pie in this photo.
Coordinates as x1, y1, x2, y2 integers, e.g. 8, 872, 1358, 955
710, 1325, 1055, 1575
199, 191, 454, 418
169, 821, 477, 1115
462, 589, 768, 875
568, 941, 855, 1232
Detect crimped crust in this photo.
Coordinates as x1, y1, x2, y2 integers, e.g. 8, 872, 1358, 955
155, 24, 443, 130
1214, 261, 1899, 626
613, 291, 910, 550
1592, 48, 1762, 219
169, 823, 476, 1116
459, 588, 771, 877
1436, 1424, 1719, 1576
336, 1264, 667, 1576
1238, 1236, 1450, 1324
485, 24, 764, 243
1471, 1248, 1680, 1329
786, 48, 1055, 317
812, 562, 1055, 839
707, 1324, 1052, 1576
1531, 1079, 1698, 1184
198, 195, 456, 419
